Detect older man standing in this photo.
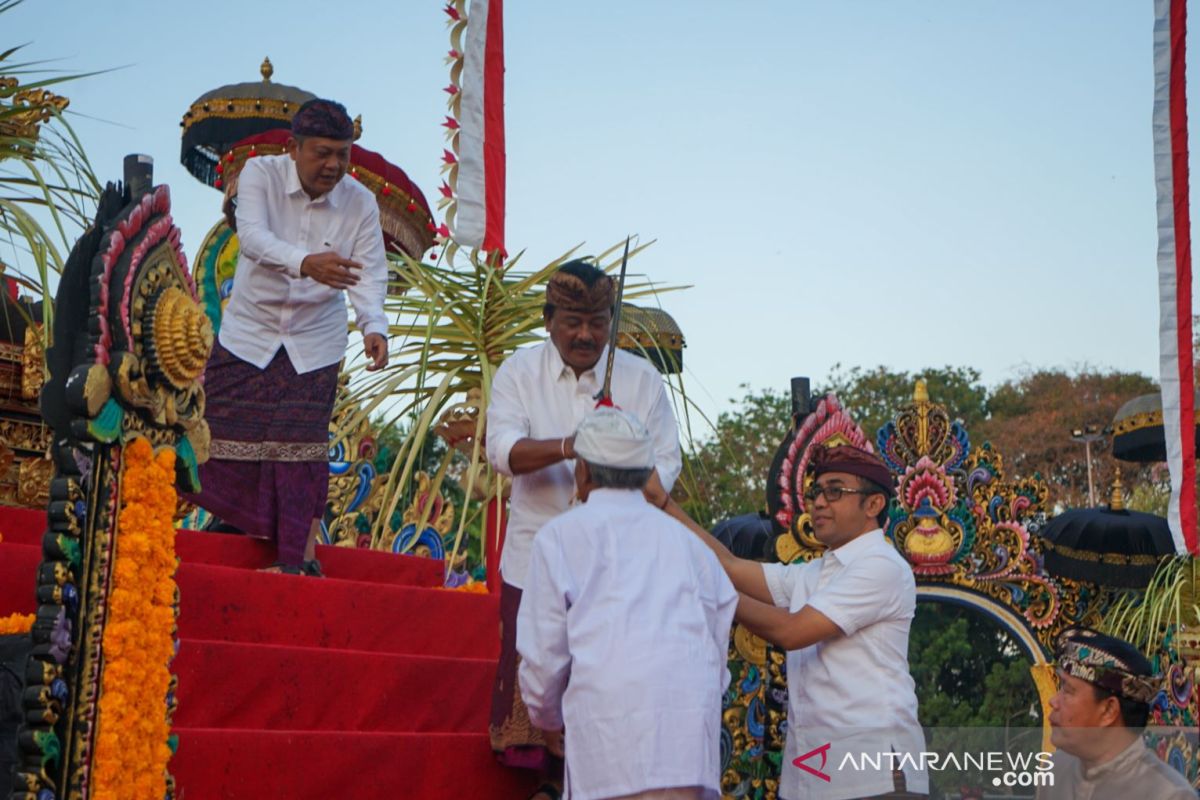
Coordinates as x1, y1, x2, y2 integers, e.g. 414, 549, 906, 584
184, 98, 389, 576
518, 407, 736, 800
1038, 627, 1194, 800
486, 258, 682, 798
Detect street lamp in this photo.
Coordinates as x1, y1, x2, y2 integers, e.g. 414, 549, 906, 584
1070, 424, 1106, 507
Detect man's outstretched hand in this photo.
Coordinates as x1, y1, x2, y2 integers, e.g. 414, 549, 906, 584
301, 251, 362, 289
364, 333, 388, 371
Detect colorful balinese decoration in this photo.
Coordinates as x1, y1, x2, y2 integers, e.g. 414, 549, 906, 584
179, 58, 315, 187
190, 219, 239, 337
877, 382, 1096, 656
0, 613, 34, 635
0, 306, 53, 508
323, 383, 386, 549
10, 162, 209, 800
877, 382, 973, 575
0, 79, 69, 150
1145, 627, 1199, 787
323, 385, 456, 559
391, 473, 455, 559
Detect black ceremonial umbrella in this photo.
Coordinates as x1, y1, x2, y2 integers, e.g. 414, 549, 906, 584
1112, 391, 1200, 463
1038, 484, 1176, 588
179, 57, 315, 188
616, 303, 685, 375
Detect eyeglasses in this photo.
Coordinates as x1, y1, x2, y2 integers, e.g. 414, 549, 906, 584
803, 485, 874, 504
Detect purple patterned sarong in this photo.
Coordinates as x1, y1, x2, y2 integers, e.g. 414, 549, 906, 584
489, 580, 554, 771
182, 340, 337, 567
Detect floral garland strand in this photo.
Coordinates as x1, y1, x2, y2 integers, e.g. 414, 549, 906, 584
90, 437, 178, 800
0, 612, 35, 635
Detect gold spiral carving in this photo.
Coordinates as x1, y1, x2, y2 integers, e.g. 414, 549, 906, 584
150, 287, 213, 390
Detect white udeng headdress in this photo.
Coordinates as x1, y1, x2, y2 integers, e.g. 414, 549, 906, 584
573, 407, 654, 469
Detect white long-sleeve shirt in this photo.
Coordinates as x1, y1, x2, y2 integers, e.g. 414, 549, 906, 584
486, 341, 682, 589
220, 154, 388, 374
517, 489, 737, 800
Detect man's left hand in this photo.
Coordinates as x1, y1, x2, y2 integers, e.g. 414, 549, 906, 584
364, 333, 388, 371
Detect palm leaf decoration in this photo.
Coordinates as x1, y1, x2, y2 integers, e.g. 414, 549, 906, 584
1, 0, 103, 344
1100, 556, 1199, 652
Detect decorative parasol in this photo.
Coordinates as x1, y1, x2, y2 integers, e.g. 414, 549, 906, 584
215, 129, 436, 258
1111, 391, 1200, 463
179, 57, 315, 187
616, 303, 685, 375
1037, 476, 1176, 588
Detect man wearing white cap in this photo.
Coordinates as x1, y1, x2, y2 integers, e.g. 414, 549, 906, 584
516, 407, 737, 800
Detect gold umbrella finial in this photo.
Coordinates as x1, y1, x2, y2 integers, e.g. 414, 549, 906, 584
261, 57, 274, 82
1109, 469, 1126, 511
353, 114, 363, 141
913, 378, 929, 404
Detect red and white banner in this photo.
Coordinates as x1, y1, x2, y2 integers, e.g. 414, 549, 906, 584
1153, 0, 1199, 555
455, 0, 506, 255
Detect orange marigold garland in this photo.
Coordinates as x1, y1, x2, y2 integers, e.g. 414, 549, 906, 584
90, 437, 178, 800
0, 612, 35, 635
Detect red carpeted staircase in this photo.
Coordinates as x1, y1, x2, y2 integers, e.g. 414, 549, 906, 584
0, 506, 538, 798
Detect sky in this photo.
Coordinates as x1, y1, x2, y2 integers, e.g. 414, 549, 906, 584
4, 0, 1190, 422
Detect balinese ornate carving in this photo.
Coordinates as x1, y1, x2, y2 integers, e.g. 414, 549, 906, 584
147, 286, 213, 390
878, 383, 1097, 653
0, 82, 69, 145
324, 389, 385, 549
22, 324, 45, 400
12, 170, 207, 800
17, 456, 53, 508
391, 472, 455, 558
0, 417, 52, 453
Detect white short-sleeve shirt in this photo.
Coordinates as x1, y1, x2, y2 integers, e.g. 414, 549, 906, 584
760, 529, 929, 800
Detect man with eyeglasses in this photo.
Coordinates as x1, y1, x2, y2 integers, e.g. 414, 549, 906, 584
653, 444, 928, 800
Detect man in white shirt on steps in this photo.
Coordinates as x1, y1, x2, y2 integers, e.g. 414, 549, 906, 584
486, 259, 682, 799
183, 99, 388, 577
517, 407, 736, 800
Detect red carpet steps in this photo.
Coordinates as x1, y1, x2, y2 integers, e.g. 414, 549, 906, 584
0, 506, 537, 798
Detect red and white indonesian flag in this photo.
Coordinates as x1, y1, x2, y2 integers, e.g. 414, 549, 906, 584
456, 0, 506, 255
1153, 0, 1199, 555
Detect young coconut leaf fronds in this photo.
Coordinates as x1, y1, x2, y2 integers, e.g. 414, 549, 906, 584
1, 0, 104, 347
1100, 555, 1199, 652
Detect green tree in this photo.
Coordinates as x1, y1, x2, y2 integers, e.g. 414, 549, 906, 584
683, 384, 791, 527
819, 364, 990, 443
978, 369, 1159, 509
909, 604, 1042, 798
